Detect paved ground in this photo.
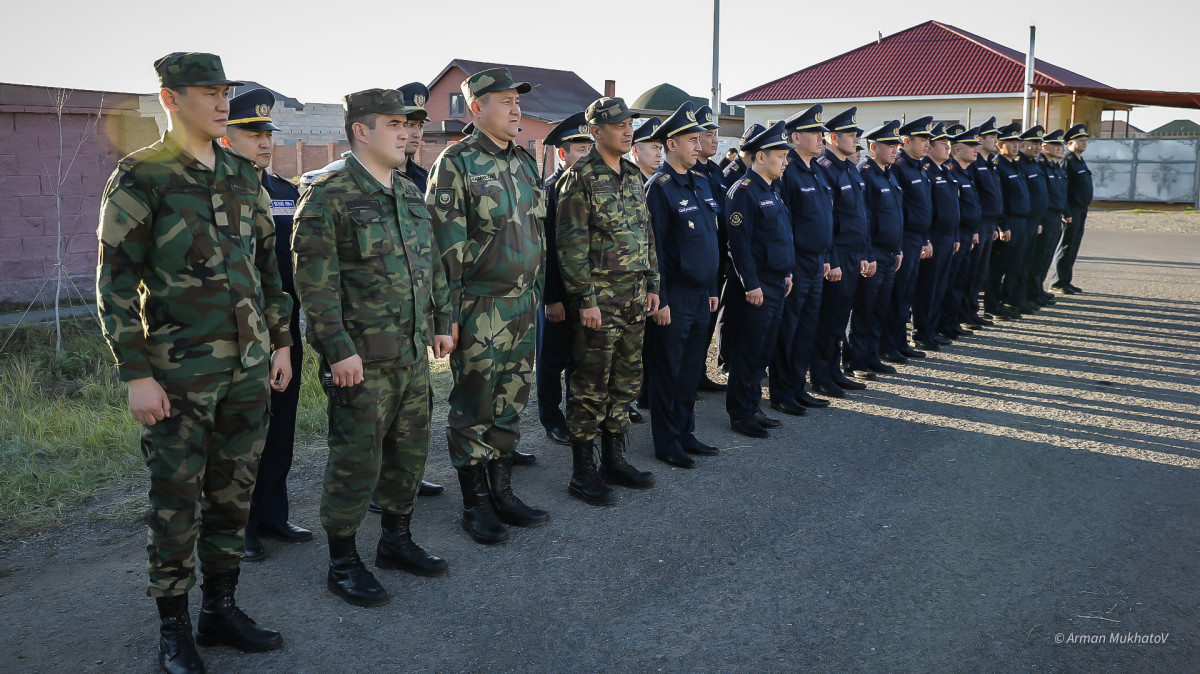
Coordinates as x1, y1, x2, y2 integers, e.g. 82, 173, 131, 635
2, 214, 1199, 672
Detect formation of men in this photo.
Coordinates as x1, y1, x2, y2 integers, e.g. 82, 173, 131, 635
95, 52, 1094, 674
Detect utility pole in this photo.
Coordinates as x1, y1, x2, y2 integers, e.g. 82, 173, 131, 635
1022, 24, 1036, 129
711, 0, 720, 115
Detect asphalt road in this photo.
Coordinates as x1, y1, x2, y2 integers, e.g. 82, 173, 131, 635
2, 221, 1198, 673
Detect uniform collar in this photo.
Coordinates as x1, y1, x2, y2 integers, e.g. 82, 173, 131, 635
470, 127, 514, 156
586, 146, 640, 178
788, 146, 818, 173
657, 160, 697, 186
159, 132, 228, 174
746, 167, 775, 190
345, 152, 395, 196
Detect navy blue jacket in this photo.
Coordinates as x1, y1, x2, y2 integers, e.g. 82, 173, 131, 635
694, 158, 728, 217
780, 147, 834, 263
969, 153, 1004, 221
725, 169, 795, 289
994, 154, 1031, 222
404, 160, 429, 195
894, 149, 933, 235
815, 149, 871, 257
262, 171, 300, 298
926, 158, 961, 237
646, 162, 721, 304
1065, 152, 1094, 211
948, 161, 982, 238
1018, 154, 1049, 223
860, 159, 904, 256
542, 168, 568, 304
1040, 155, 1068, 218
722, 157, 748, 184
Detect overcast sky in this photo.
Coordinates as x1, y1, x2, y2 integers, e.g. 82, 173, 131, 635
5, 0, 1198, 132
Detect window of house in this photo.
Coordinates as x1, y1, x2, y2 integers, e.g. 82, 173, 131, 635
529, 140, 538, 153
449, 93, 465, 118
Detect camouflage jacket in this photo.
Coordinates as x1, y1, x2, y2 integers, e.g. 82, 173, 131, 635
427, 128, 545, 320
96, 132, 292, 382
555, 148, 659, 309
292, 153, 451, 367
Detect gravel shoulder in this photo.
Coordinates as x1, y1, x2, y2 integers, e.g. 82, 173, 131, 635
1, 215, 1198, 673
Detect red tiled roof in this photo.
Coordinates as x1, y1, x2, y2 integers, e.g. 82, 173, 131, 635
730, 21, 1109, 102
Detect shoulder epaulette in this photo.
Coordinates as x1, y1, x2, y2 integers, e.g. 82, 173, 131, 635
655, 172, 672, 185
815, 156, 831, 168
116, 144, 164, 171
738, 177, 752, 188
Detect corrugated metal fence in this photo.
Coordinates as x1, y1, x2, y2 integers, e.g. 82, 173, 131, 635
1088, 137, 1200, 206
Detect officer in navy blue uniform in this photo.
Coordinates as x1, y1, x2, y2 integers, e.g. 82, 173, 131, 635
768, 104, 834, 414
987, 123, 1031, 319
396, 82, 431, 194
912, 122, 961, 350
631, 116, 664, 183
644, 101, 721, 466
221, 88, 312, 560
1012, 125, 1048, 314
942, 126, 984, 334
1050, 124, 1092, 294
846, 120, 905, 378
714, 121, 766, 376
692, 105, 729, 393
724, 121, 794, 438
536, 112, 592, 446
964, 117, 1004, 326
1030, 129, 1068, 302
883, 116, 935, 358
810, 107, 872, 398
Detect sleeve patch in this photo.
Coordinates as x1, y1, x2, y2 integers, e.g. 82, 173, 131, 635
434, 188, 454, 209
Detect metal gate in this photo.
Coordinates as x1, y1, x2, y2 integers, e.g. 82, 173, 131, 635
1086, 137, 1200, 206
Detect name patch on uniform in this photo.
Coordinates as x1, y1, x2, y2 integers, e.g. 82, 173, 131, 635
840, 184, 851, 191
468, 174, 491, 183
231, 183, 259, 195
270, 199, 295, 217
348, 200, 379, 209
730, 212, 743, 226
911, 179, 923, 185
880, 188, 891, 193
154, 184, 206, 195
800, 186, 816, 193
678, 205, 699, 214
759, 200, 775, 207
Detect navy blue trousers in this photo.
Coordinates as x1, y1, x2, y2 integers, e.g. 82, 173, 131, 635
1000, 218, 1036, 304
811, 251, 862, 385
768, 256, 823, 405
1050, 207, 1087, 287
536, 303, 574, 432
845, 252, 895, 371
882, 232, 926, 352
249, 318, 302, 530
647, 291, 711, 458
940, 230, 974, 332
1028, 215, 1063, 298
725, 275, 787, 421
966, 222, 996, 317
913, 232, 956, 340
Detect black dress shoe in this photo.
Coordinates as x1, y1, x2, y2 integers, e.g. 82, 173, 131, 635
753, 412, 782, 428
511, 450, 537, 466
913, 338, 941, 351
730, 417, 769, 438
545, 426, 570, 445
243, 530, 266, 563
656, 451, 697, 468
833, 374, 867, 391
968, 313, 994, 326
1039, 292, 1057, 304
697, 375, 727, 392
628, 406, 644, 423
258, 521, 313, 543
897, 344, 926, 359
1049, 284, 1071, 295
879, 351, 908, 364
682, 438, 720, 455
981, 312, 995, 319
769, 399, 807, 416
866, 359, 897, 374
932, 334, 953, 345
811, 382, 845, 398
1067, 283, 1082, 293
1015, 301, 1039, 314
418, 480, 444, 496
798, 390, 831, 407
847, 369, 877, 381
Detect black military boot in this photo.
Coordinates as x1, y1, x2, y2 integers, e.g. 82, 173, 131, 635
376, 511, 449, 577
455, 464, 509, 544
568, 438, 618, 505
327, 533, 390, 607
486, 456, 550, 527
599, 431, 656, 489
155, 594, 205, 674
195, 570, 282, 652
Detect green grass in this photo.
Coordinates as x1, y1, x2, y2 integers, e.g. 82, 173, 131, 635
0, 316, 330, 535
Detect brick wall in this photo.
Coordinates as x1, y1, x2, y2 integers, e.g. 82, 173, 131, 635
0, 84, 158, 304
269, 141, 350, 180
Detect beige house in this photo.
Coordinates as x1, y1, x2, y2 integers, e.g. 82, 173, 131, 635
730, 21, 1111, 137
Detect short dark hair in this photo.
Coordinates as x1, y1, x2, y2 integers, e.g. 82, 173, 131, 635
345, 113, 380, 150
561, 139, 591, 152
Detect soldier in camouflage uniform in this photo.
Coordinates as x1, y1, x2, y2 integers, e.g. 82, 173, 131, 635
292, 89, 454, 607
96, 52, 290, 674
427, 68, 549, 545
556, 97, 660, 506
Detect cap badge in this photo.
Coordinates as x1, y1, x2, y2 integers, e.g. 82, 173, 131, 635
256, 103, 270, 117
414, 94, 426, 107
685, 110, 696, 122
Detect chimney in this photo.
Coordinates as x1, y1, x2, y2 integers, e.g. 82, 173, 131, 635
604, 80, 616, 98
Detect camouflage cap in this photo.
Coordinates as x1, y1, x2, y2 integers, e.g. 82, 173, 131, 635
460, 68, 531, 104
343, 88, 428, 122
585, 97, 640, 125
154, 52, 244, 89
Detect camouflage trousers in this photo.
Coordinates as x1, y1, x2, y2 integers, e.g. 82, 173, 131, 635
321, 356, 431, 536
446, 290, 537, 468
566, 278, 647, 443
141, 362, 270, 598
